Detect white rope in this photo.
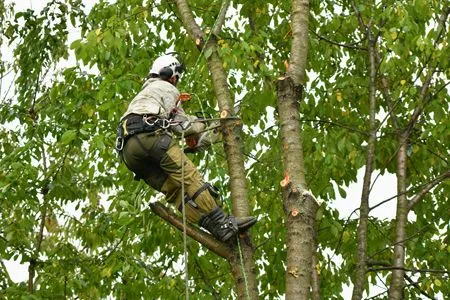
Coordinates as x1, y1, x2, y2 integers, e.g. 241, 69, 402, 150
180, 130, 189, 300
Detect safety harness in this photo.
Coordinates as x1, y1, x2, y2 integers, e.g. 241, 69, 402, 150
115, 114, 172, 152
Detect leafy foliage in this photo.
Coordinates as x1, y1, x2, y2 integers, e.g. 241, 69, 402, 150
0, 0, 448, 299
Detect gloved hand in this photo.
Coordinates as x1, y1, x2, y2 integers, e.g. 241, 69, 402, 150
185, 121, 220, 153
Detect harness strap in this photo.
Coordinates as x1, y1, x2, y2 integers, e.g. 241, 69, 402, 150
177, 183, 220, 212
116, 114, 164, 151
192, 183, 213, 201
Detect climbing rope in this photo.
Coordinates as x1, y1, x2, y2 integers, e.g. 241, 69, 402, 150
180, 130, 189, 300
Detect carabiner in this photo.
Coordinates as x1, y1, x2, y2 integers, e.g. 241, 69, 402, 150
161, 119, 171, 129
143, 115, 157, 127
115, 137, 124, 151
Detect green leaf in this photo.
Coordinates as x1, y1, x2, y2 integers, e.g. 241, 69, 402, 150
60, 130, 77, 144
204, 48, 213, 59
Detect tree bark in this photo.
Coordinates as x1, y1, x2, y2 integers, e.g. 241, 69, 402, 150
150, 203, 231, 259
311, 231, 321, 300
28, 201, 47, 293
388, 133, 408, 300
351, 30, 378, 300
386, 10, 449, 298
205, 39, 258, 300
278, 1, 318, 299
174, 1, 258, 298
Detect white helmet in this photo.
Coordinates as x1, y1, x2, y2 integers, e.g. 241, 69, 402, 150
149, 54, 184, 80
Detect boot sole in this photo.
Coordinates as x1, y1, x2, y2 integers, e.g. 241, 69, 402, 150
237, 218, 257, 232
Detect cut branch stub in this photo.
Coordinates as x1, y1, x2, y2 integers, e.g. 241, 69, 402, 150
220, 109, 230, 119
195, 37, 205, 50
287, 266, 300, 278
280, 173, 291, 187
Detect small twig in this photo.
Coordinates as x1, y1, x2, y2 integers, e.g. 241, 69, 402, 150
310, 29, 367, 51
102, 227, 130, 263
368, 224, 430, 259
0, 260, 13, 286
404, 274, 436, 300
368, 266, 450, 275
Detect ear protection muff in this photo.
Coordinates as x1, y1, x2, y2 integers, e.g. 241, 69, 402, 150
166, 51, 185, 75
159, 67, 173, 80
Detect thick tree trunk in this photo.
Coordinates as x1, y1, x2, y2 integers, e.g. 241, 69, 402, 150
278, 0, 318, 298
278, 0, 318, 299
388, 133, 408, 300
277, 77, 317, 299
174, 1, 257, 298
207, 44, 258, 299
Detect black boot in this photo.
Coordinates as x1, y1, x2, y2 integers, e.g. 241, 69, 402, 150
236, 216, 257, 232
200, 207, 238, 242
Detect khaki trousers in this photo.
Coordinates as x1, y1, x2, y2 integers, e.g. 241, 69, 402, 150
122, 132, 216, 223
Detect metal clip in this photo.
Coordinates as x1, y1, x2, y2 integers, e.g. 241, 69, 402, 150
143, 115, 156, 126
115, 136, 124, 151
160, 119, 171, 129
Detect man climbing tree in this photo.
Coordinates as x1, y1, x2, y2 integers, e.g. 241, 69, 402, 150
115, 53, 256, 243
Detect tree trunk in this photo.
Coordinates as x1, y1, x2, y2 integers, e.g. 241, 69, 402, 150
206, 43, 258, 299
351, 31, 378, 300
174, 1, 257, 298
388, 133, 408, 300
278, 1, 318, 299
277, 77, 316, 299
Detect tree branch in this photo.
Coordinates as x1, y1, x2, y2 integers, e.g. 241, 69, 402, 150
374, 51, 400, 131
149, 202, 231, 259
173, 0, 204, 49
368, 224, 431, 260
408, 169, 450, 210
405, 7, 450, 137
404, 274, 436, 300
0, 260, 13, 286
369, 171, 449, 212
310, 29, 367, 51
212, 0, 230, 36
368, 266, 450, 275
351, 27, 378, 300
28, 198, 48, 292
301, 118, 369, 135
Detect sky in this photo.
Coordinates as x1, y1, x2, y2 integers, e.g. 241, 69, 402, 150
1, 0, 405, 298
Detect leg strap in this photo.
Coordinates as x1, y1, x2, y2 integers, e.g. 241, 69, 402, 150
178, 183, 218, 212
192, 183, 215, 201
